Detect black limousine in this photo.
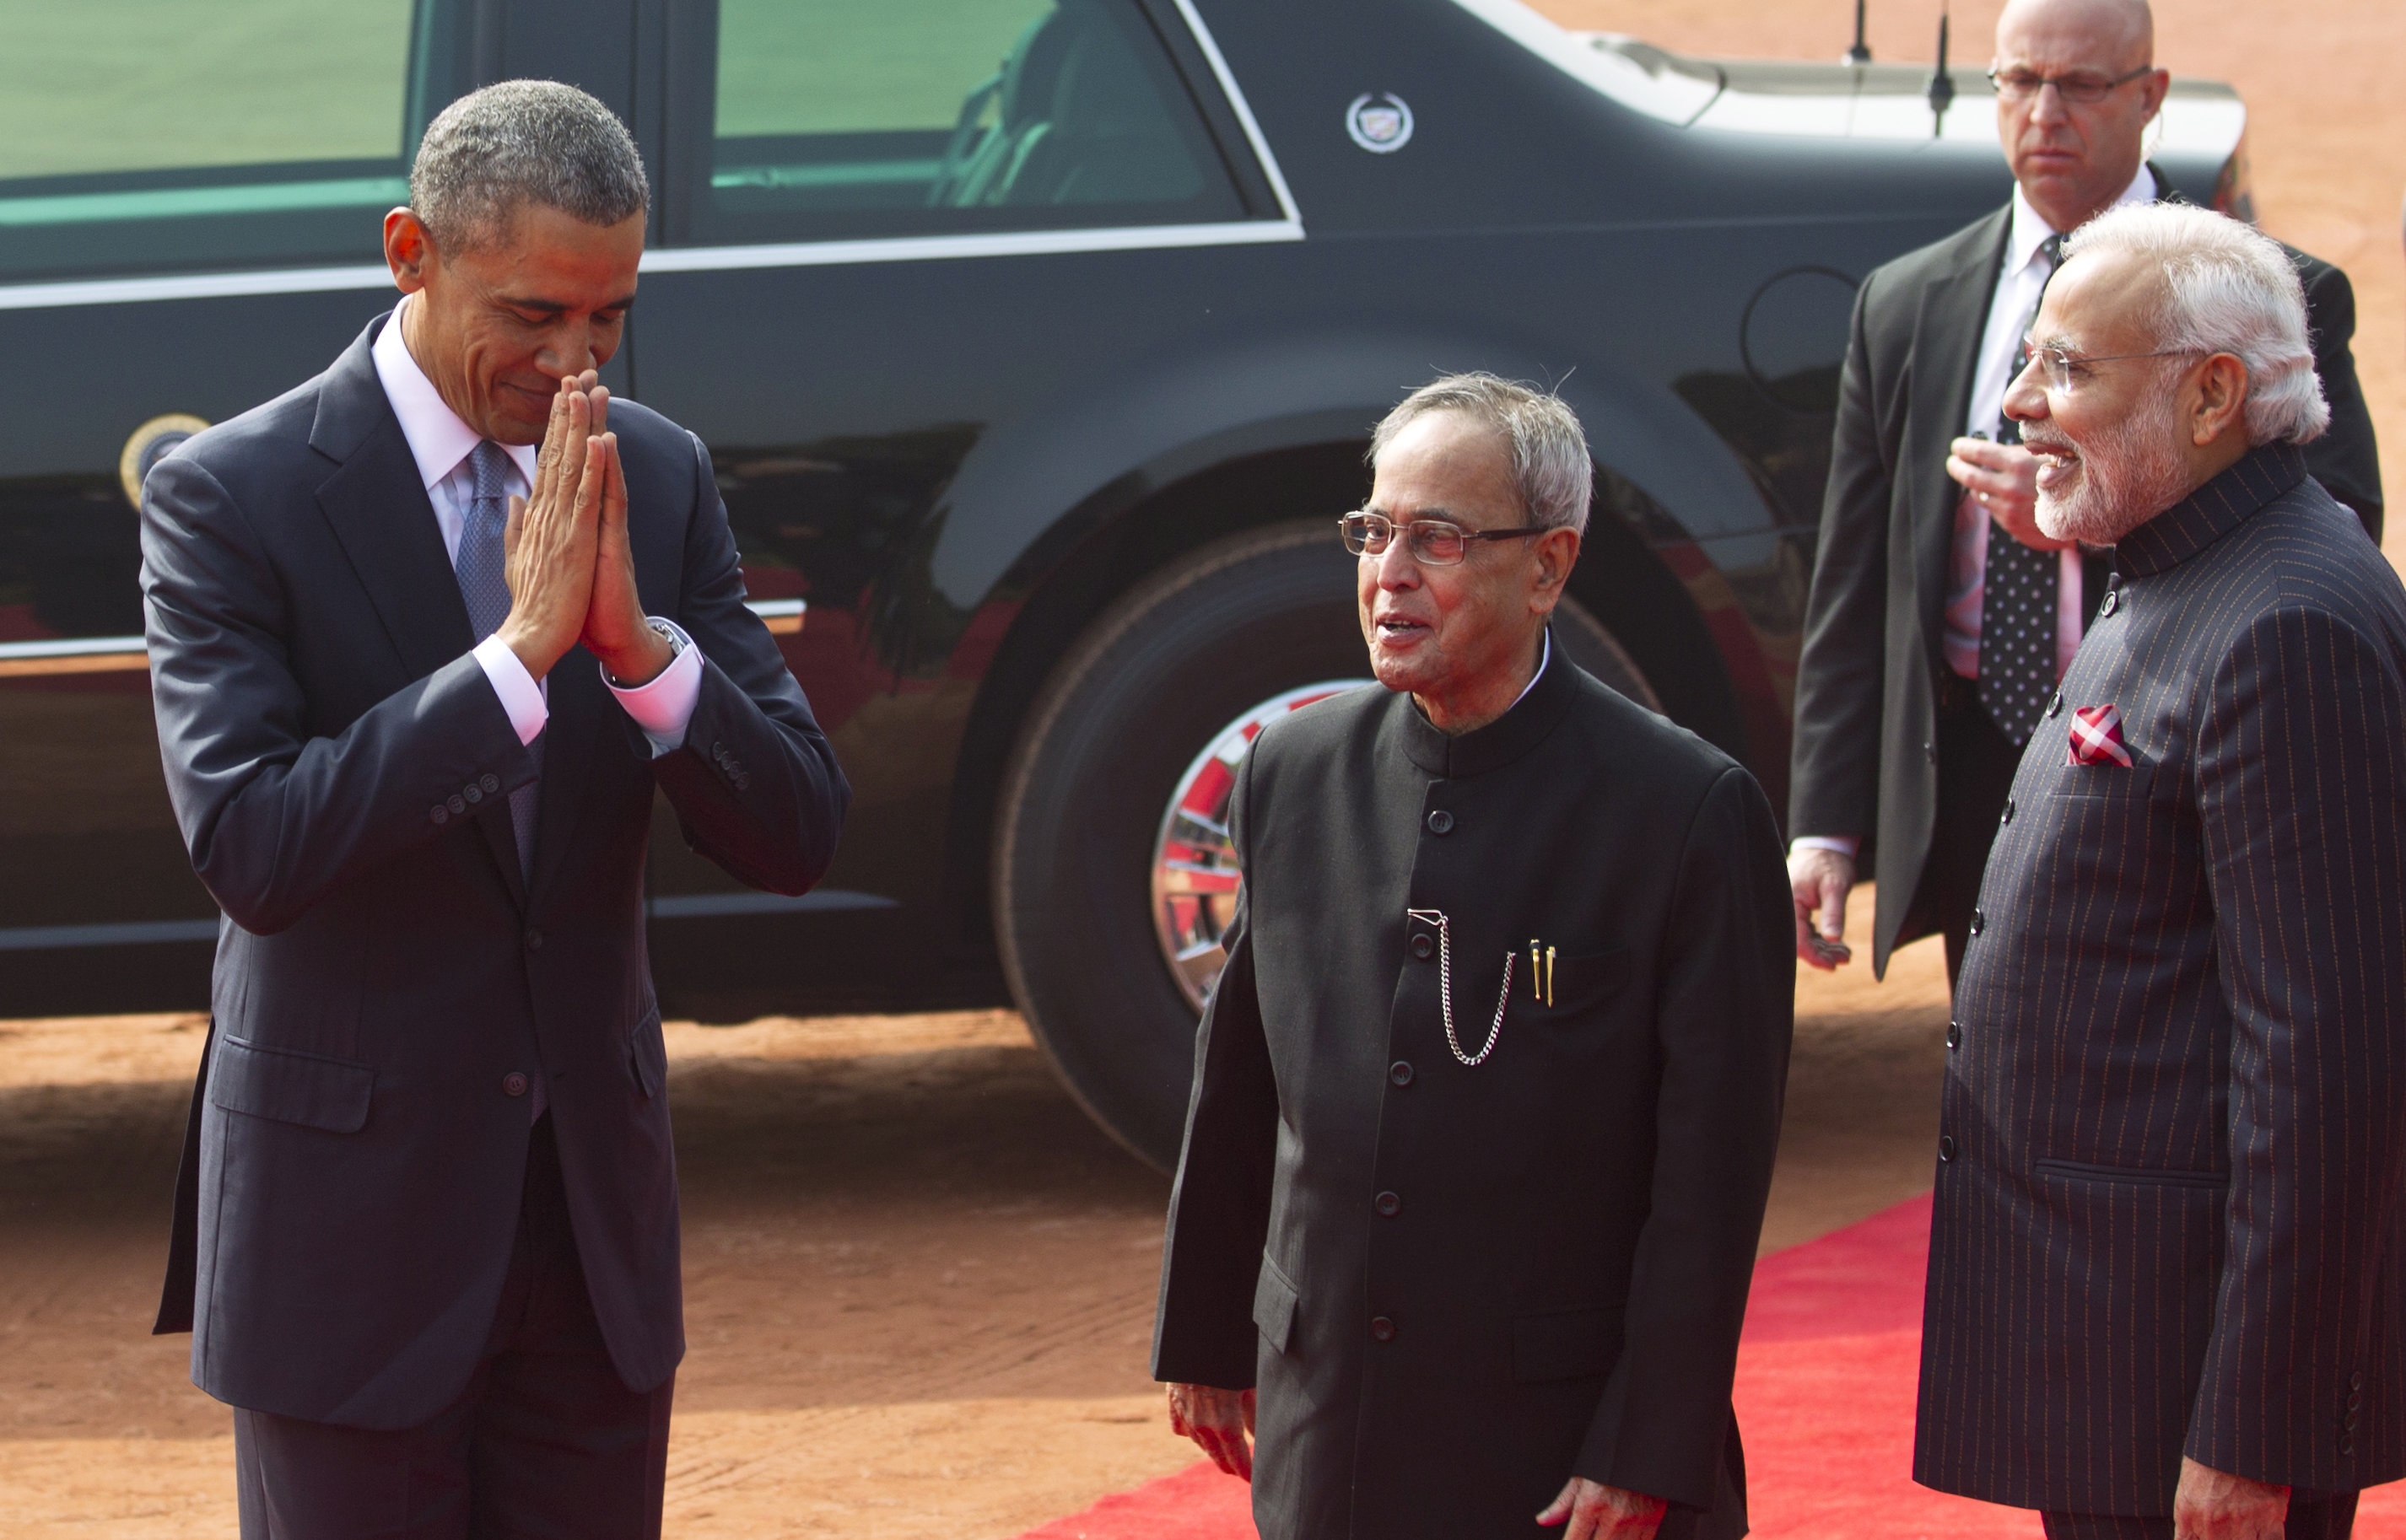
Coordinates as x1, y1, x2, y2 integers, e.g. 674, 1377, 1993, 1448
0, 0, 2251, 1163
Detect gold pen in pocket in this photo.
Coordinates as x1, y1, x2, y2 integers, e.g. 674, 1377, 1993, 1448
1546, 946, 1556, 1007
1529, 940, 1543, 1001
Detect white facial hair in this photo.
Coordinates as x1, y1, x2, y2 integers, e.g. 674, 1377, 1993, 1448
2032, 368, 2198, 546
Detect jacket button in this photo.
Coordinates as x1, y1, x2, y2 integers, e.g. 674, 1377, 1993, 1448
1946, 1020, 1961, 1051
1374, 1191, 1401, 1218
447, 794, 467, 815
1968, 909, 1984, 937
2101, 590, 2119, 617
1411, 934, 1434, 960
502, 1072, 529, 1097
2049, 692, 2064, 718
430, 805, 450, 826
2341, 1438, 2355, 1457
713, 740, 727, 758
1389, 1060, 1414, 1087
1369, 1316, 1396, 1342
524, 928, 544, 951
2344, 1412, 2360, 1432
1426, 809, 1454, 835
2000, 798, 2015, 825
463, 783, 483, 804
481, 773, 501, 794
735, 772, 753, 791
1923, 740, 1936, 764
2353, 1371, 2366, 1390
1938, 1133, 1957, 1163
2348, 1391, 2362, 1410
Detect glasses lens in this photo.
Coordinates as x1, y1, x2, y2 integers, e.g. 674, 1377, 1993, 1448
1341, 514, 1389, 555
2053, 76, 2115, 103
2042, 349, 2074, 392
1406, 521, 1469, 565
1993, 69, 2042, 98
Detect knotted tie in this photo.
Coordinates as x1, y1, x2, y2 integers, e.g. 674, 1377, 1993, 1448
1977, 231, 2064, 745
456, 441, 542, 880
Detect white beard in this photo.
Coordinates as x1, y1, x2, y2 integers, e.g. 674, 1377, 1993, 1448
2032, 385, 2198, 547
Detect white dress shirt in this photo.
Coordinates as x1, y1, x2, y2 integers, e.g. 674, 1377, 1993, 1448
370, 298, 704, 757
1792, 164, 2154, 864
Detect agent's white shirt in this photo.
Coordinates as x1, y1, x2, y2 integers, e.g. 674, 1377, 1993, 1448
371, 296, 702, 756
1794, 164, 2153, 864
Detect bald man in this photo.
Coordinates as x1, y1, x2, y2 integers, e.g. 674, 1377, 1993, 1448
1785, 0, 2381, 986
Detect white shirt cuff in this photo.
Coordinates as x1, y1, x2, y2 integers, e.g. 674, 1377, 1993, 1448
1790, 835, 1862, 859
472, 633, 548, 747
607, 618, 704, 757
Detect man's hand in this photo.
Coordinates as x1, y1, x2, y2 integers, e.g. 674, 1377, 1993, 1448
1536, 1476, 1666, 1539
575, 380, 675, 687
1167, 1383, 1255, 1480
498, 379, 605, 681
2172, 1457, 2288, 1540
1788, 845, 1856, 969
1947, 435, 2075, 553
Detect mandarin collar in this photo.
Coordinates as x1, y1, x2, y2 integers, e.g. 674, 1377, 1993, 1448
1390, 628, 1574, 779
2112, 443, 2306, 579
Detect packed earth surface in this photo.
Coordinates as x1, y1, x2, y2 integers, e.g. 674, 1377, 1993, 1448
4, 0, 2398, 1531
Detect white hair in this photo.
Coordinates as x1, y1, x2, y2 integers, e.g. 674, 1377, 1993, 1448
1368, 374, 1593, 535
2063, 202, 2329, 445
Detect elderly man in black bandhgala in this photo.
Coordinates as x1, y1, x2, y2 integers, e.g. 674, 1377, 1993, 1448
1151, 374, 1794, 1540
1918, 202, 2406, 1540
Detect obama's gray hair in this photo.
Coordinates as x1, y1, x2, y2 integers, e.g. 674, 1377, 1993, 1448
409, 80, 649, 255
1368, 374, 1594, 535
2063, 202, 2329, 445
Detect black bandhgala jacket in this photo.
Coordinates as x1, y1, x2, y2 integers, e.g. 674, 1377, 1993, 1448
1153, 647, 1794, 1540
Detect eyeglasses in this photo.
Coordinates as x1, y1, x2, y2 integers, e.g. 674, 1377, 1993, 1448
1339, 512, 1549, 565
1987, 64, 2154, 105
2020, 342, 2204, 393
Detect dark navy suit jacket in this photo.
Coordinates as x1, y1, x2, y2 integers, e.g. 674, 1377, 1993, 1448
142, 315, 848, 1428
1918, 445, 2406, 1512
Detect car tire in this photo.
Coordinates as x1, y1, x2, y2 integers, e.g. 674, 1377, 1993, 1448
993, 519, 1657, 1170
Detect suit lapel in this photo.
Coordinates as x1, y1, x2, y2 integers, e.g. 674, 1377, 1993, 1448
308, 317, 528, 908
1908, 205, 2013, 664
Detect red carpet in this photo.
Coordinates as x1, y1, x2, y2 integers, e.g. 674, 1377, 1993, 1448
1025, 1196, 2406, 1537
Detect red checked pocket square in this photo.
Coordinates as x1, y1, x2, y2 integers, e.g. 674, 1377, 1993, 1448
2067, 703, 2134, 767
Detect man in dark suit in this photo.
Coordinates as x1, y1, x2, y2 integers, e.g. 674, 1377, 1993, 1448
141, 82, 848, 1536
1786, 0, 2381, 984
1152, 374, 1794, 1540
1917, 202, 2406, 1539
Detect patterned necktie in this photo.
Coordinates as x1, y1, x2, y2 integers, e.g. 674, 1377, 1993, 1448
1978, 232, 2064, 745
455, 441, 542, 880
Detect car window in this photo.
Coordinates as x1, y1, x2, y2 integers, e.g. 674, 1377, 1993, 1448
0, 0, 458, 282
688, 0, 1244, 244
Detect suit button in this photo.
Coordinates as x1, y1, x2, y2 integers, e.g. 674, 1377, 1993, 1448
463, 783, 483, 804
1946, 1021, 1961, 1051
2345, 1412, 2360, 1432
1374, 1191, 1401, 1218
1369, 1316, 1396, 1343
1426, 809, 1454, 835
1923, 740, 1936, 764
1411, 934, 1434, 961
1389, 1060, 1414, 1087
735, 773, 753, 791
2353, 1371, 2366, 1390
2049, 692, 2064, 718
481, 773, 501, 794
2000, 798, 2015, 825
2341, 1438, 2355, 1457
448, 794, 467, 815
2101, 590, 2119, 617
430, 805, 450, 826
524, 928, 544, 951
502, 1072, 529, 1097
1938, 1133, 1957, 1163
1968, 909, 1984, 937
2348, 1391, 2362, 1410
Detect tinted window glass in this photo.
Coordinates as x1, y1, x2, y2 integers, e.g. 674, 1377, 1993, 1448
0, 0, 457, 281
691, 0, 1243, 243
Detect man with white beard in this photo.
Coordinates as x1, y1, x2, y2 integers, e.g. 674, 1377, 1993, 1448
1914, 202, 2406, 1540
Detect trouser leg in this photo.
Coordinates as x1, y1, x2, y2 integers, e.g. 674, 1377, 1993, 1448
231, 1115, 670, 1540
2042, 1491, 2356, 1540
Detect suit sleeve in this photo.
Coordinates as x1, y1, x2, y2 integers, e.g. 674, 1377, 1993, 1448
1578, 765, 1796, 1506
649, 430, 850, 896
1788, 276, 1896, 841
140, 454, 536, 934
1152, 748, 1279, 1391
2187, 606, 2406, 1487
2296, 256, 2382, 542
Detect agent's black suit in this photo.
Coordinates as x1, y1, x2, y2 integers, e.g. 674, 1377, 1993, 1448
1788, 188, 2381, 977
1917, 445, 2406, 1522
141, 316, 846, 1489
1153, 648, 1794, 1540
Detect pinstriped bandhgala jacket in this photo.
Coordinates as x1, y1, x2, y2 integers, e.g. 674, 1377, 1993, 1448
1915, 444, 2406, 1514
